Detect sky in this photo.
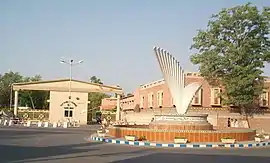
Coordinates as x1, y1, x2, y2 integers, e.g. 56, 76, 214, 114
1, 0, 270, 93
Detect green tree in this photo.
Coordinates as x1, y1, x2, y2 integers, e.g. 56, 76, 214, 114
90, 76, 103, 84
88, 76, 110, 121
190, 3, 270, 114
0, 71, 23, 108
19, 75, 49, 109
0, 71, 48, 110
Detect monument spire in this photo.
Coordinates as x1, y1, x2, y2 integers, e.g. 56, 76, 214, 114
153, 46, 202, 114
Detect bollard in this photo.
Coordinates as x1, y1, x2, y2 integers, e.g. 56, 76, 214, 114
44, 122, 49, 128
63, 122, 68, 128
37, 121, 42, 127
8, 120, 13, 126
26, 121, 31, 127
4, 120, 8, 126
52, 122, 57, 128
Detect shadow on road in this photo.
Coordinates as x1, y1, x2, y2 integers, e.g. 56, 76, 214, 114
110, 152, 270, 163
10, 146, 154, 163
1, 127, 269, 163
15, 147, 270, 163
0, 129, 74, 139
0, 142, 101, 163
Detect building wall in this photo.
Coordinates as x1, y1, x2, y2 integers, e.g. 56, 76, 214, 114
136, 73, 214, 109
49, 91, 88, 124
101, 96, 135, 111
121, 95, 135, 110
100, 73, 270, 111
101, 91, 137, 111
100, 97, 117, 110
137, 80, 164, 108
136, 76, 270, 109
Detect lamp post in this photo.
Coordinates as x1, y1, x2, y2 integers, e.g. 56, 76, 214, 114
60, 59, 83, 104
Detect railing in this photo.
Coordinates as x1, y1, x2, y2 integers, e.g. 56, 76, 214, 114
101, 110, 116, 114
18, 109, 49, 121
126, 106, 270, 113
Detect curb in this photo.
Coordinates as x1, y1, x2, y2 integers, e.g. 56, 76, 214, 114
89, 134, 270, 148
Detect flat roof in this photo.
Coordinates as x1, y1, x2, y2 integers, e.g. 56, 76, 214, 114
12, 78, 124, 94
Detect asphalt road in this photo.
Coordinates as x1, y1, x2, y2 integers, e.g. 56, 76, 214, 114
0, 126, 270, 163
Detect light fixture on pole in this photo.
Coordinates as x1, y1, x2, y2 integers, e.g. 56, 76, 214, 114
60, 59, 83, 105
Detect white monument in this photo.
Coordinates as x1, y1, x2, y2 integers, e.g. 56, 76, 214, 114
149, 47, 213, 130
153, 46, 202, 115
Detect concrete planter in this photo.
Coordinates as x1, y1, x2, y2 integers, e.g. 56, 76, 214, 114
97, 129, 106, 137
255, 137, 263, 142
263, 135, 269, 140
174, 138, 188, 144
97, 130, 104, 133
125, 135, 137, 141
97, 132, 106, 137
221, 138, 236, 144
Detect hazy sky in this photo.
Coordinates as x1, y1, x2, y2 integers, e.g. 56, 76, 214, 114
1, 0, 270, 93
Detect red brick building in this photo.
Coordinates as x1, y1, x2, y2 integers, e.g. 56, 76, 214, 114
100, 97, 118, 110
101, 72, 270, 111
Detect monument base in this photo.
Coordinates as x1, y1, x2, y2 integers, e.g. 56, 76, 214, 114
149, 114, 213, 130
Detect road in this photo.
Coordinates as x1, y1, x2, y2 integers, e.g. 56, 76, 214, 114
0, 126, 270, 163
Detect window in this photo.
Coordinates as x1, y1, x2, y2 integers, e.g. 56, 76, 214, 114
157, 91, 163, 107
148, 93, 154, 108
192, 89, 202, 106
157, 92, 159, 106
140, 96, 144, 108
151, 94, 154, 107
260, 90, 269, 107
211, 88, 221, 106
64, 107, 73, 117
161, 92, 164, 106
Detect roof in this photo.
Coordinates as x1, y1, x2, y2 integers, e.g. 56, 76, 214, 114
12, 78, 124, 94
100, 105, 116, 110
121, 94, 134, 100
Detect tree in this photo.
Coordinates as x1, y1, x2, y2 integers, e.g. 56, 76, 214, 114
190, 3, 270, 114
88, 91, 110, 110
0, 71, 23, 108
28, 75, 49, 109
90, 76, 103, 84
0, 71, 48, 110
88, 76, 110, 121
19, 75, 49, 109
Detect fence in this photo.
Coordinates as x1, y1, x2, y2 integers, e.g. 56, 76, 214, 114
18, 109, 49, 121
101, 111, 116, 121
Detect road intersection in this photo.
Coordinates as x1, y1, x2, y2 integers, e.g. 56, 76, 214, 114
0, 127, 269, 163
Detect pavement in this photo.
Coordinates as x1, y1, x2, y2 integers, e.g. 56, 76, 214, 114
0, 127, 269, 163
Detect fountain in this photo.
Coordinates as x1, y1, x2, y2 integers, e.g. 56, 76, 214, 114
106, 46, 255, 143
149, 46, 212, 131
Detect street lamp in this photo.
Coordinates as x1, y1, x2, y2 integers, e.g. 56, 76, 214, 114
60, 59, 83, 102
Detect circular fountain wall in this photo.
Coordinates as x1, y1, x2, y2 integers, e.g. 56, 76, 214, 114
108, 114, 256, 142
149, 114, 213, 130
